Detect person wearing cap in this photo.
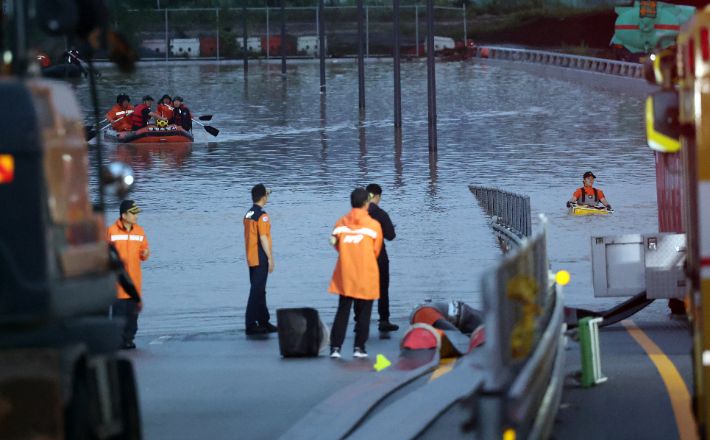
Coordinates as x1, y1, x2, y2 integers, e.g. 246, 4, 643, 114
106, 200, 151, 349
567, 172, 612, 210
328, 188, 384, 359
365, 184, 398, 332
243, 184, 277, 335
131, 95, 167, 131
169, 96, 192, 132
105, 94, 134, 132
157, 94, 174, 121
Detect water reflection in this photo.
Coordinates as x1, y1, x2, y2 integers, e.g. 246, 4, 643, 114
77, 62, 656, 336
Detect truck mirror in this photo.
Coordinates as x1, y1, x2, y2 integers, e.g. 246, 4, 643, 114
643, 47, 677, 88
103, 162, 135, 197
646, 91, 680, 153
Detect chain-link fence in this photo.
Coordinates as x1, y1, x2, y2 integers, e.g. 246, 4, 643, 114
113, 5, 469, 60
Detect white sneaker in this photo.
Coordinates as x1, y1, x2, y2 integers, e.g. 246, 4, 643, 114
353, 347, 368, 359
330, 347, 341, 359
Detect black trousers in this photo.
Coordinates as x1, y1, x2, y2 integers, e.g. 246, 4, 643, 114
113, 299, 139, 345
330, 295, 373, 350
377, 258, 390, 322
246, 264, 270, 328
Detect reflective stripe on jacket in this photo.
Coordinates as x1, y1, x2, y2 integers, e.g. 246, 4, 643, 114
106, 219, 149, 299
328, 208, 383, 300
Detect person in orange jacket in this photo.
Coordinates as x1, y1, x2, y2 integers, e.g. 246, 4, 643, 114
157, 94, 174, 121
37, 52, 51, 68
328, 187, 383, 359
105, 94, 134, 132
106, 200, 150, 349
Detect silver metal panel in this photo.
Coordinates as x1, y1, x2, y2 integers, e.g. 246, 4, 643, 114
644, 234, 686, 299
591, 233, 687, 298
591, 235, 646, 297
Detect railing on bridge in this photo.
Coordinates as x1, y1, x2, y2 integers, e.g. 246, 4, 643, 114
469, 185, 532, 247
474, 46, 644, 80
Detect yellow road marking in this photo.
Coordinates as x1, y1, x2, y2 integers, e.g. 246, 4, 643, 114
429, 358, 456, 382
622, 320, 698, 440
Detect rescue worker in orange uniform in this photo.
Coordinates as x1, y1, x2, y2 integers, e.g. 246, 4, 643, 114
105, 94, 134, 132
157, 94, 174, 121
243, 184, 277, 336
328, 188, 383, 359
106, 200, 151, 349
37, 52, 51, 68
567, 171, 612, 210
132, 95, 166, 131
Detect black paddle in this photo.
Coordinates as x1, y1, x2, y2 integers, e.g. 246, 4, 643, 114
198, 115, 212, 121
192, 119, 219, 137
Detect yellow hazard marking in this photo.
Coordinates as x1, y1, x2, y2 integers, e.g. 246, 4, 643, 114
0, 154, 14, 184
373, 354, 391, 371
502, 428, 516, 440
622, 320, 698, 440
555, 270, 570, 286
428, 358, 456, 382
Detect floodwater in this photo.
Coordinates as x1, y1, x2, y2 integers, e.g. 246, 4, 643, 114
76, 61, 657, 337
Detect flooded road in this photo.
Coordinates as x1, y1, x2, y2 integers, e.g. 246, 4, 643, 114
77, 61, 657, 337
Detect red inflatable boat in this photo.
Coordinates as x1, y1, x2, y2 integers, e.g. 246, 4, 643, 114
104, 125, 194, 144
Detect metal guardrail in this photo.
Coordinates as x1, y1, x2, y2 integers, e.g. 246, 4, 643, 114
476, 215, 564, 440
474, 46, 644, 80
469, 185, 532, 246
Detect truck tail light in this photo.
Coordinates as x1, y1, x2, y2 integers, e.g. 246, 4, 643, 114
689, 38, 696, 76
701, 28, 709, 62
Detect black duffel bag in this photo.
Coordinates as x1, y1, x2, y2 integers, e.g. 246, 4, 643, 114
276, 308, 330, 357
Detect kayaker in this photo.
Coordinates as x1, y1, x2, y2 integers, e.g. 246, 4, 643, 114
105, 93, 134, 132
170, 96, 193, 132
567, 171, 612, 210
131, 95, 167, 131
157, 94, 174, 120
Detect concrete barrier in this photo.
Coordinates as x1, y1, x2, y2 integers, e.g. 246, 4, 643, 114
170, 38, 200, 57
141, 39, 167, 54
297, 36, 326, 57
237, 37, 262, 53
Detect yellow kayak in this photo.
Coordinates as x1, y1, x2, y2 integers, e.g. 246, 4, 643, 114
569, 204, 613, 215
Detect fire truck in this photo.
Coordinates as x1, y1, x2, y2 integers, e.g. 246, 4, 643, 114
645, 6, 710, 438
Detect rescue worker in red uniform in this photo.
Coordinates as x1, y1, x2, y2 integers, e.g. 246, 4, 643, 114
169, 96, 192, 132
106, 200, 151, 349
105, 94, 134, 132
131, 95, 166, 131
157, 94, 174, 121
567, 171, 612, 210
243, 184, 277, 336
328, 188, 383, 359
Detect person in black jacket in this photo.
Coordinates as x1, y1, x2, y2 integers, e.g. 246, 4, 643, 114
366, 184, 398, 332
169, 96, 193, 132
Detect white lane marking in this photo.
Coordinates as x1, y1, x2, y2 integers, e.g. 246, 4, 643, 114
149, 335, 172, 345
